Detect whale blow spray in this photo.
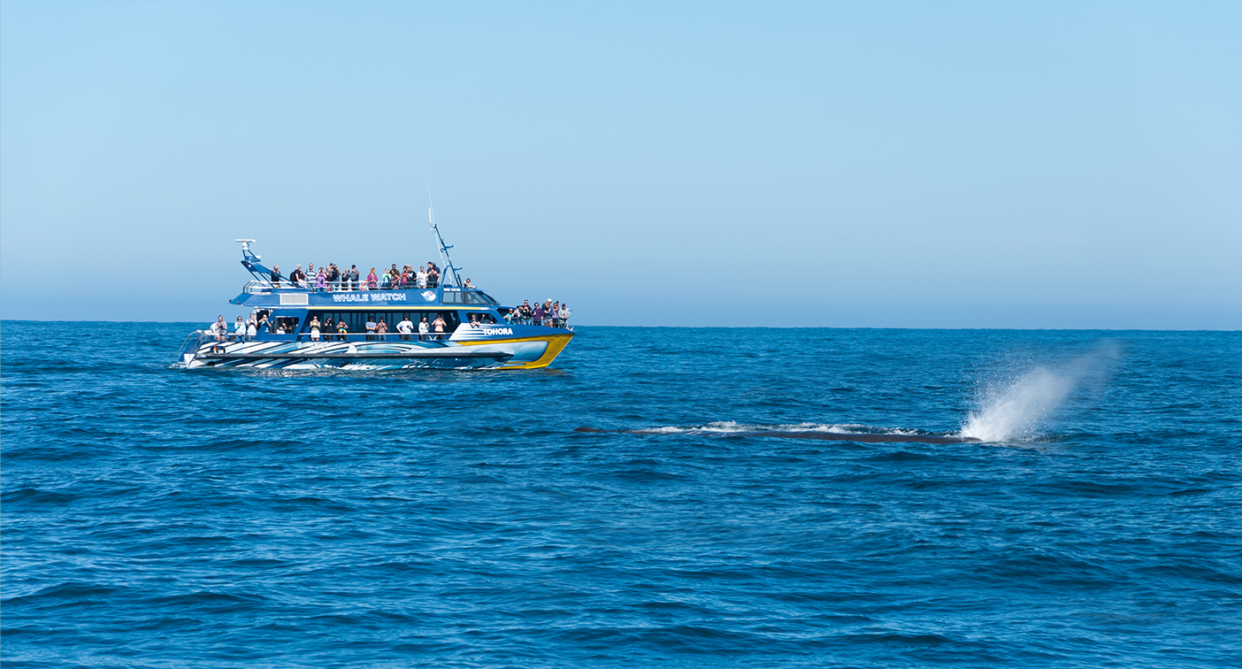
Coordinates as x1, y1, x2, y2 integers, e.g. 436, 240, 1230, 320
960, 343, 1120, 443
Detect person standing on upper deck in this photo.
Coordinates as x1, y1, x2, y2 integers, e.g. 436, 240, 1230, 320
315, 268, 327, 292
417, 266, 427, 289
367, 267, 378, 290
348, 265, 360, 291
271, 265, 281, 288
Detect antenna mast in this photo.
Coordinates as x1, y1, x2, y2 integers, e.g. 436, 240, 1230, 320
426, 190, 461, 287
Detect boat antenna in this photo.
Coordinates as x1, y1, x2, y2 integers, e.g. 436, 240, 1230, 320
426, 186, 462, 288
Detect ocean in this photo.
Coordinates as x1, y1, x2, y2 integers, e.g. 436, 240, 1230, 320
2, 322, 1240, 667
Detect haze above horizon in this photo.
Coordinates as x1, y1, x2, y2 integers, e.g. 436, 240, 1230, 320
2, 0, 1239, 328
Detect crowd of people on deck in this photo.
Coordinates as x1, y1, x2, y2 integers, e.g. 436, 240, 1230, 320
209, 286, 573, 343
505, 300, 572, 328
268, 261, 448, 291
209, 298, 573, 344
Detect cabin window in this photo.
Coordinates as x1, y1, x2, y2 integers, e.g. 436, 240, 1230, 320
460, 311, 498, 325
303, 311, 463, 337
441, 291, 462, 304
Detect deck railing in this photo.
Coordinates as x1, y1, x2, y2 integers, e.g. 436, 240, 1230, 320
243, 280, 446, 294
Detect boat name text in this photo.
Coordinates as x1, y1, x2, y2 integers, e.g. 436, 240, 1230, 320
332, 293, 408, 303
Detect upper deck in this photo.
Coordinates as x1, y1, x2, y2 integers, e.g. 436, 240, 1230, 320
231, 281, 502, 310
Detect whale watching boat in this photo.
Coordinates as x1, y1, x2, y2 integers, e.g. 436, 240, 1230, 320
178, 212, 574, 370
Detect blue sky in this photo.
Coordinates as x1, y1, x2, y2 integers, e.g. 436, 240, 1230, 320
2, 0, 1239, 327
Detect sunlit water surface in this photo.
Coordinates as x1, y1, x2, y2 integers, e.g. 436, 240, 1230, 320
3, 323, 1240, 667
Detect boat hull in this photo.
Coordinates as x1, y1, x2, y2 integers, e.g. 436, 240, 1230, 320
182, 331, 573, 370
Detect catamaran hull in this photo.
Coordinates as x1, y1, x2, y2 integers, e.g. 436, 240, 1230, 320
182, 333, 573, 370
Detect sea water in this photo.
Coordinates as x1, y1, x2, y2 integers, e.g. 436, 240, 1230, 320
2, 323, 1240, 667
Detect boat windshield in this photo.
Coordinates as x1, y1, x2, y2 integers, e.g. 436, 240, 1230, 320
442, 290, 498, 305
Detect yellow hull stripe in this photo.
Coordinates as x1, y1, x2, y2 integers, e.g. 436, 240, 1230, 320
456, 333, 575, 370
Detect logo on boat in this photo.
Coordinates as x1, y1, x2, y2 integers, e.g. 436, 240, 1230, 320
483, 328, 513, 336
421, 290, 437, 302
332, 293, 407, 303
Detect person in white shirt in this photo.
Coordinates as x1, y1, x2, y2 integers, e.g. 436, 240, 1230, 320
558, 304, 571, 327
418, 316, 430, 341
397, 314, 415, 341
233, 317, 246, 342
417, 267, 428, 289
246, 318, 258, 341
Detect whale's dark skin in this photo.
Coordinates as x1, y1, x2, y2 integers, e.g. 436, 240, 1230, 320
573, 426, 981, 444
